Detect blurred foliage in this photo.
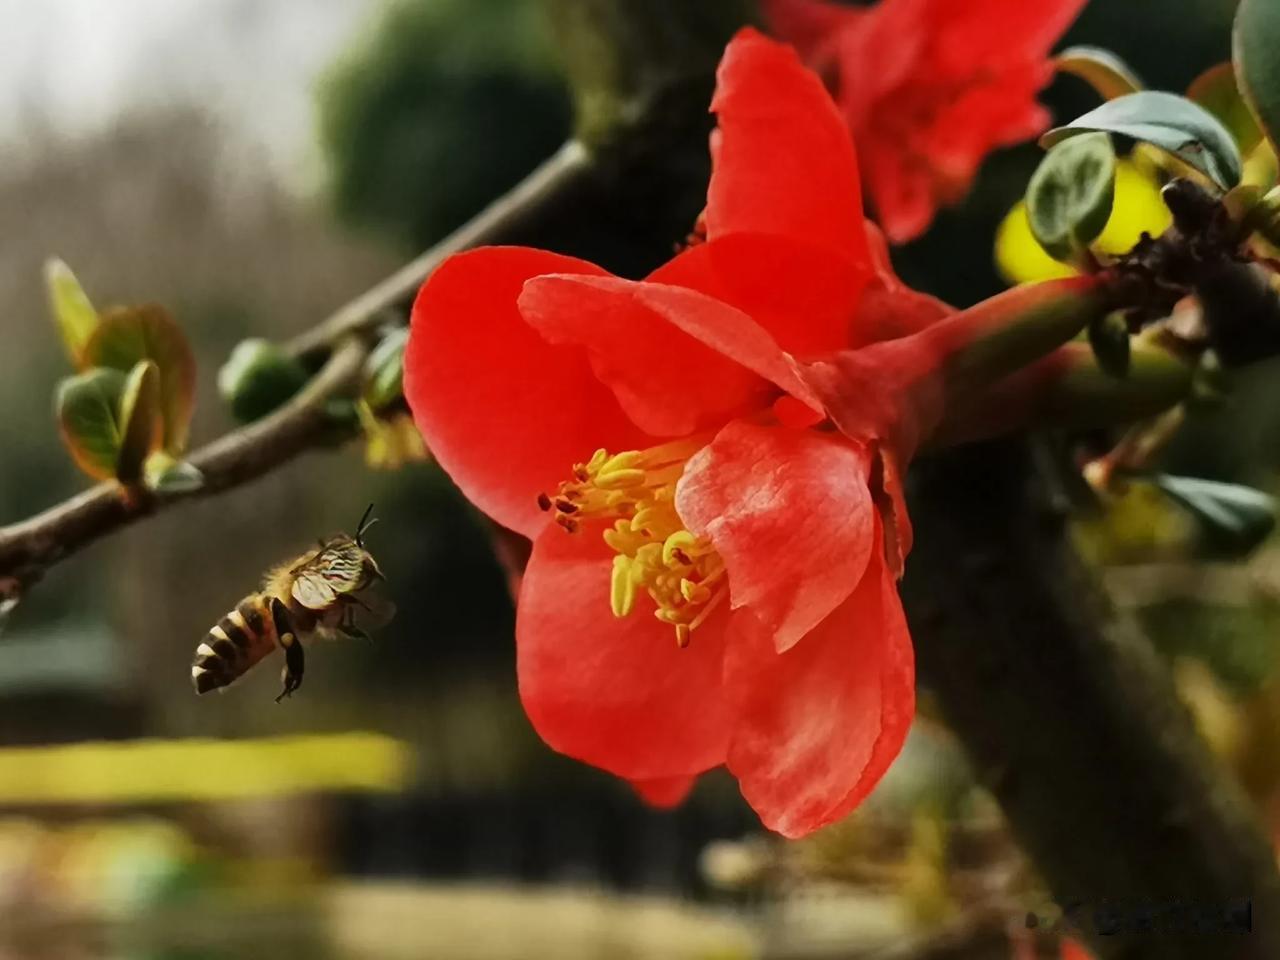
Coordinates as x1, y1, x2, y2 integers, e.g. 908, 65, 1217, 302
1042, 91, 1242, 189
0, 733, 409, 804
996, 158, 1170, 284
1143, 600, 1280, 697
317, 0, 572, 249
894, 0, 1237, 305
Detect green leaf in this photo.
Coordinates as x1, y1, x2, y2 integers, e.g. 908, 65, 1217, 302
55, 368, 127, 481
44, 258, 99, 367
1188, 62, 1263, 156
115, 360, 162, 484
1153, 474, 1276, 558
1043, 91, 1242, 190
1235, 0, 1280, 156
144, 452, 205, 494
1087, 312, 1131, 378
1026, 132, 1116, 261
83, 304, 196, 453
1056, 46, 1143, 101
217, 339, 310, 424
362, 327, 408, 412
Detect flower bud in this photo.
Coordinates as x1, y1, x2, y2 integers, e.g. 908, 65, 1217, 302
218, 339, 309, 424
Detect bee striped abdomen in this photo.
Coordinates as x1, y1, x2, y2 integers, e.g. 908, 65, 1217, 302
191, 595, 276, 694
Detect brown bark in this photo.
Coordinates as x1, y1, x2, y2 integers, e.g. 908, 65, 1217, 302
903, 440, 1280, 959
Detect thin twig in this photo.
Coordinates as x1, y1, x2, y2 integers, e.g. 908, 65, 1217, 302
0, 140, 596, 596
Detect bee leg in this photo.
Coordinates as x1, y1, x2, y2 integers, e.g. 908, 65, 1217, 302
338, 623, 371, 642
269, 597, 305, 702
275, 633, 305, 702
338, 602, 371, 642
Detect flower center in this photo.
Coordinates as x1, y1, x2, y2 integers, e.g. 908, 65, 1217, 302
539, 439, 727, 647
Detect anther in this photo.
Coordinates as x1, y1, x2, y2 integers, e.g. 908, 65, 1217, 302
600, 451, 643, 473
595, 468, 646, 490
662, 531, 700, 567
610, 556, 637, 617
680, 579, 711, 603
537, 492, 553, 512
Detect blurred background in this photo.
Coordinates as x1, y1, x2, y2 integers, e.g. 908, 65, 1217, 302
0, 0, 1269, 958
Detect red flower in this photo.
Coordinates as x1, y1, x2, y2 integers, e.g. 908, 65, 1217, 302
763, 0, 1087, 243
1059, 939, 1095, 960
405, 28, 1099, 836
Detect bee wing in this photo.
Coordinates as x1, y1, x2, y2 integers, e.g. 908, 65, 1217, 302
292, 571, 338, 610
291, 541, 366, 610
355, 590, 396, 630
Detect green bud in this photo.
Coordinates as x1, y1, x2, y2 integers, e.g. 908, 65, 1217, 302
218, 339, 309, 424
362, 328, 408, 412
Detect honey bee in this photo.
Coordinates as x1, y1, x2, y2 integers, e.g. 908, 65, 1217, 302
191, 505, 391, 702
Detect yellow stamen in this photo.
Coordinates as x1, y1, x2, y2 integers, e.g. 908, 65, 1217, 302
661, 530, 699, 566
595, 468, 647, 490
539, 439, 726, 647
610, 555, 637, 617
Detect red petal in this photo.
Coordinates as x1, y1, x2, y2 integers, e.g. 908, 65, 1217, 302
829, 0, 930, 120
631, 776, 698, 809
708, 29, 868, 264
676, 421, 875, 653
930, 0, 1086, 71
724, 541, 914, 838
912, 67, 1053, 203
650, 235, 869, 358
861, 137, 940, 245
851, 223, 954, 346
405, 248, 651, 538
760, 0, 863, 58
520, 274, 824, 429
852, 281, 954, 348
517, 522, 732, 781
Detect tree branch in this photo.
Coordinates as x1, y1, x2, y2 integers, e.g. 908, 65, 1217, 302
902, 440, 1280, 960
0, 336, 365, 594
0, 141, 599, 599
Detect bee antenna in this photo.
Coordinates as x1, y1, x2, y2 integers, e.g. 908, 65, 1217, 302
356, 503, 378, 547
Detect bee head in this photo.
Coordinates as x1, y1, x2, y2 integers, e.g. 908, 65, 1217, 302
363, 553, 386, 584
